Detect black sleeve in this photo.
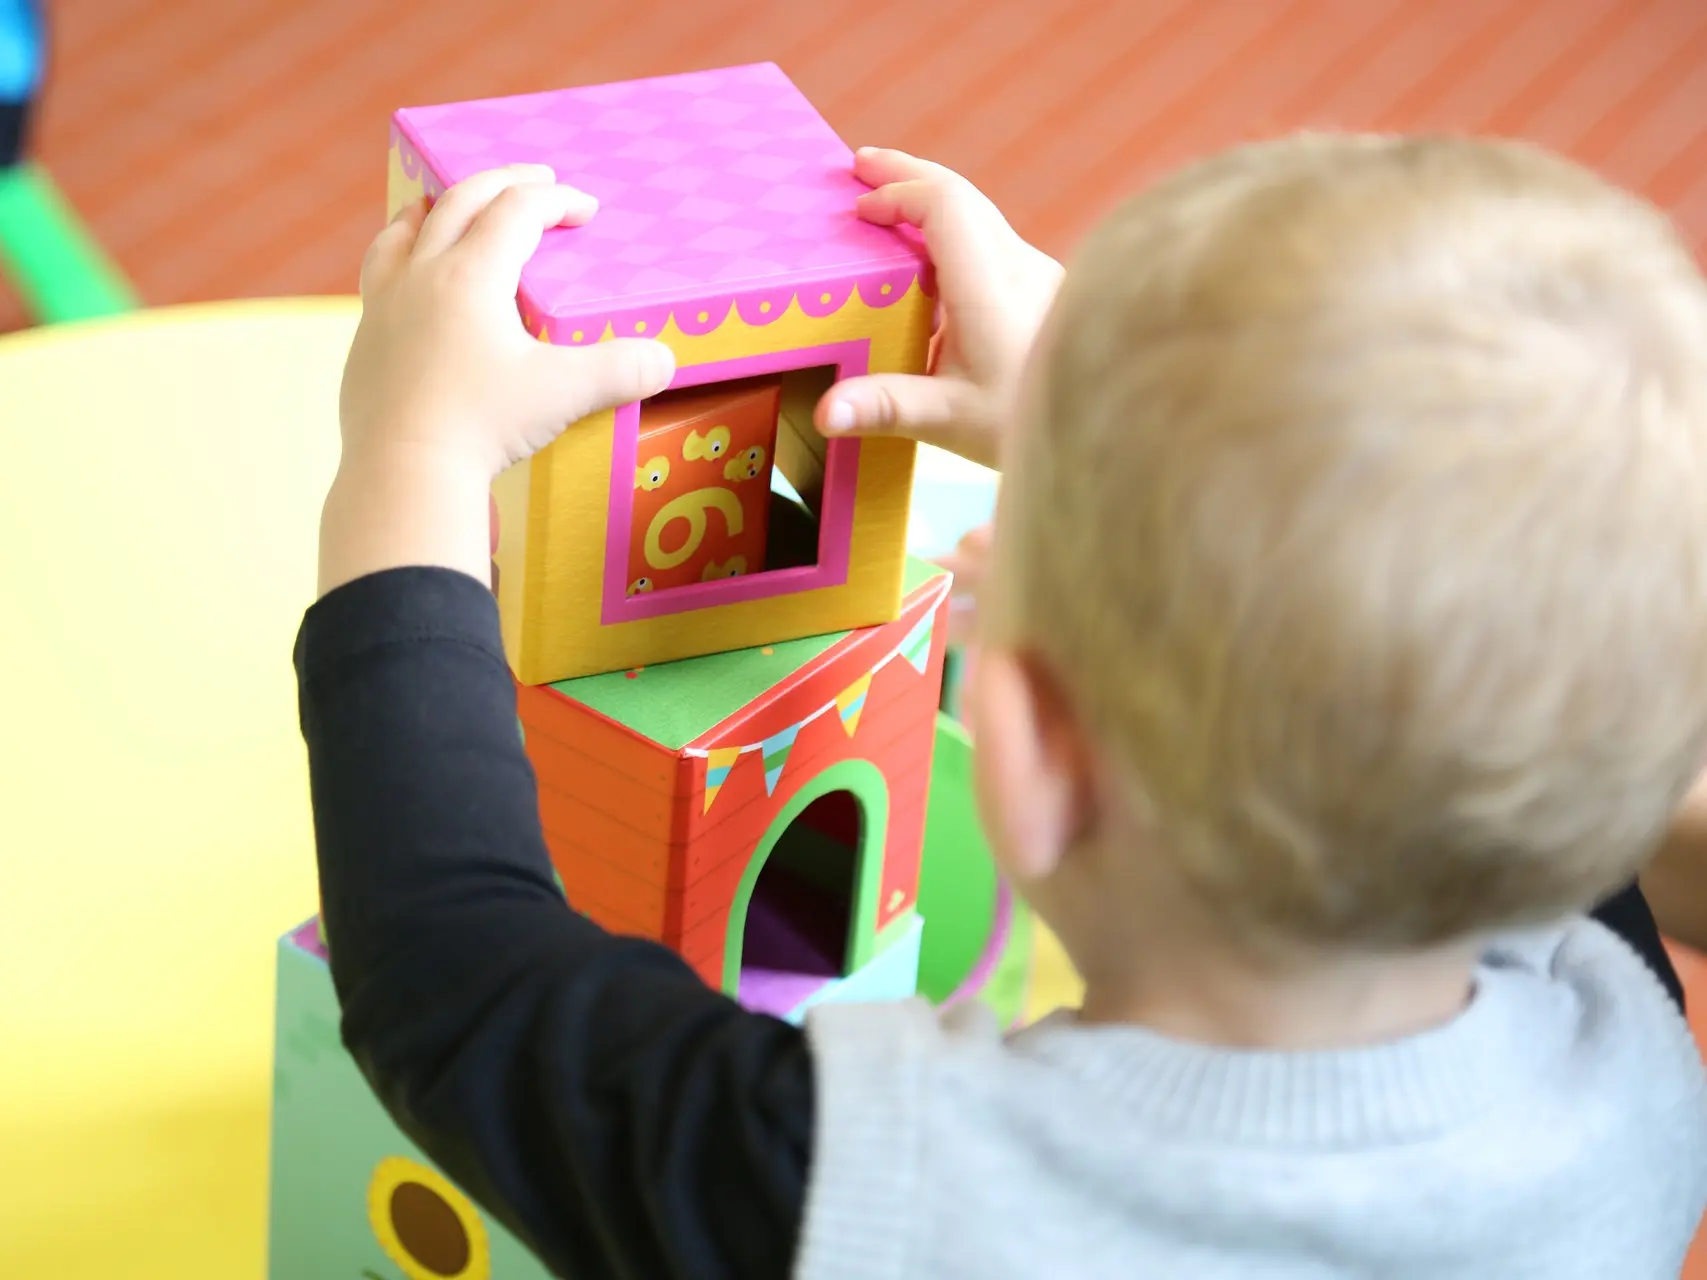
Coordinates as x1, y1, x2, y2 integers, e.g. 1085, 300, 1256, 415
294, 566, 813, 1280
1590, 880, 1685, 1013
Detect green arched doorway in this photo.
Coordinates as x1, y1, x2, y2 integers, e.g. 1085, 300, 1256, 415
722, 759, 890, 1009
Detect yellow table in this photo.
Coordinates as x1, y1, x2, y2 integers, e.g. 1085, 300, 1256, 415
0, 299, 345, 1275
0, 298, 1078, 1277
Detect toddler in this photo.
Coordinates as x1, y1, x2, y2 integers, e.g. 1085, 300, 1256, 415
299, 135, 1707, 1277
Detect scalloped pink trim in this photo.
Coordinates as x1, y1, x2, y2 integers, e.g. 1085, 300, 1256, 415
393, 127, 445, 197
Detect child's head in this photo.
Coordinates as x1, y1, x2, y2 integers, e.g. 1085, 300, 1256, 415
970, 133, 1707, 961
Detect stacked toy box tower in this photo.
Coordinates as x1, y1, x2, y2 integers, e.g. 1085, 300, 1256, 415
266, 63, 1032, 1279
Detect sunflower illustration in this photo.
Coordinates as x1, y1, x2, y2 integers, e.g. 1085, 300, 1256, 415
367, 1155, 491, 1280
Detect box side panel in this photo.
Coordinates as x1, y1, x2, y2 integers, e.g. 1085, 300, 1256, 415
267, 932, 552, 1279
520, 683, 680, 942
518, 286, 933, 684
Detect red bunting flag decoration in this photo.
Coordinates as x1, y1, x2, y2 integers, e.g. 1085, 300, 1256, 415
692, 581, 948, 813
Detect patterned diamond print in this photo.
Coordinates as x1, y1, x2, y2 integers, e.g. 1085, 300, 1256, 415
671, 196, 742, 224
397, 63, 925, 318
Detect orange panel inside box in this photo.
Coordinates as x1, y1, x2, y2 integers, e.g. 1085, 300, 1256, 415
627, 380, 781, 598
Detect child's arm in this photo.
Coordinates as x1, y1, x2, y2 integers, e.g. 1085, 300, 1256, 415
296, 570, 812, 1278
306, 168, 812, 1278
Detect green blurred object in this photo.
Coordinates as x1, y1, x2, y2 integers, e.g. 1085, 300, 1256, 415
916, 712, 1035, 1025
917, 713, 997, 1001
0, 161, 138, 322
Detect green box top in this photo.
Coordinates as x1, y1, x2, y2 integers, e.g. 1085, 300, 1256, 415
549, 556, 946, 750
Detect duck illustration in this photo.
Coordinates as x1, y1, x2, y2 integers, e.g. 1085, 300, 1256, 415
683, 425, 730, 461
700, 556, 746, 581
627, 577, 655, 596
635, 455, 670, 491
723, 445, 767, 482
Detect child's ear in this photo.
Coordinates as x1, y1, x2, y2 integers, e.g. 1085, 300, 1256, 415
967, 645, 1099, 886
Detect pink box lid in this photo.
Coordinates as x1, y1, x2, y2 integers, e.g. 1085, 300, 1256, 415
392, 62, 932, 347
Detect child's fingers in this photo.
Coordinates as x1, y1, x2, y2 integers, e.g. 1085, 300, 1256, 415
359, 198, 429, 297
855, 176, 1015, 354
816, 372, 1002, 470
412, 163, 557, 258
945, 591, 979, 648
853, 151, 1009, 238
855, 176, 1005, 281
852, 146, 955, 189
957, 522, 994, 559
938, 527, 992, 585
529, 337, 677, 432
936, 537, 986, 647
818, 371, 967, 434
450, 181, 599, 283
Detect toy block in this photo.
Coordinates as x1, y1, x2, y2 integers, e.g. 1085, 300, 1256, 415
389, 62, 934, 684
518, 555, 950, 1008
268, 920, 552, 1280
628, 378, 781, 597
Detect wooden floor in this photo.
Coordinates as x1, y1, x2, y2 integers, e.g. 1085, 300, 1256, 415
6, 0, 1707, 332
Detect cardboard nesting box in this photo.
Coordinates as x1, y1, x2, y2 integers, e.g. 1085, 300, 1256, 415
388, 62, 936, 684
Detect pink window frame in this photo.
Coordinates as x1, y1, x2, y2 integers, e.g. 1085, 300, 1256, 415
600, 339, 870, 625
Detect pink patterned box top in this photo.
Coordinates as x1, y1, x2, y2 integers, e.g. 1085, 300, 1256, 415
392, 62, 931, 346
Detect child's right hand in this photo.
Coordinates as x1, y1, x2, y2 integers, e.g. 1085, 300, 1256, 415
939, 521, 992, 646
814, 148, 1062, 472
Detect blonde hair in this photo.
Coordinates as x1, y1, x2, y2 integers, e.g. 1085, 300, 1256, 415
993, 133, 1707, 947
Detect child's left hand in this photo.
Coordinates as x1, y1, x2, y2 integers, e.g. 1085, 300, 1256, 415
322, 164, 677, 596
341, 162, 676, 479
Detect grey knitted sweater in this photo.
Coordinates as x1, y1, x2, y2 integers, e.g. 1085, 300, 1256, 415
798, 919, 1707, 1278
